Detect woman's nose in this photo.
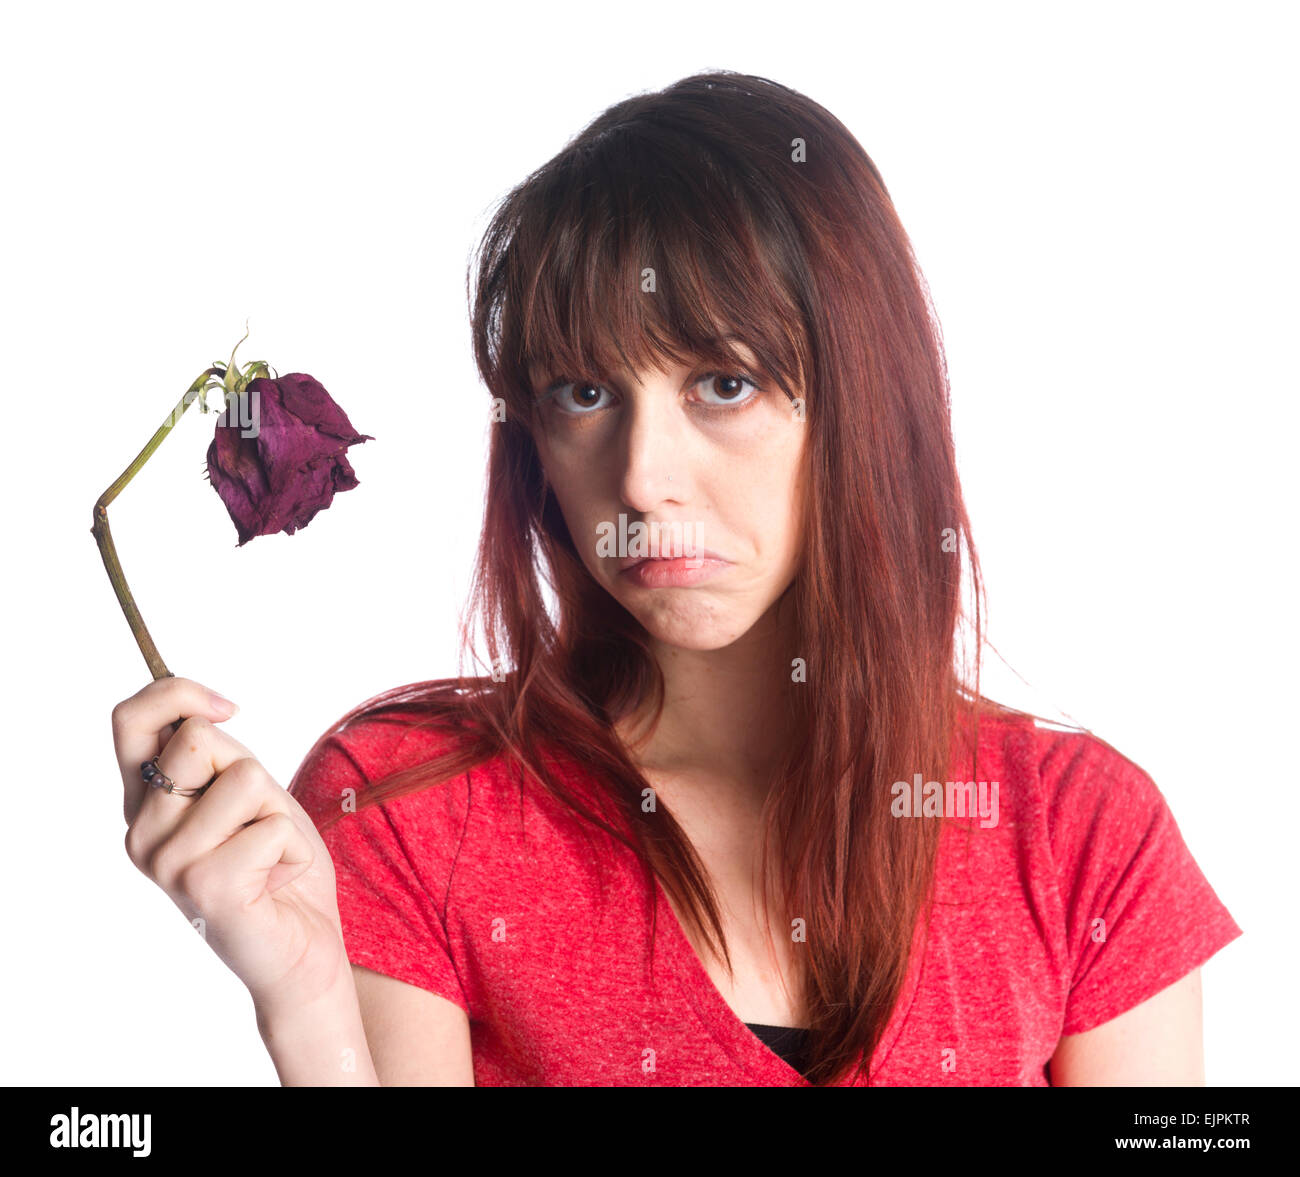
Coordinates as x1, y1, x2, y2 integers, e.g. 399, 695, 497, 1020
617, 398, 688, 510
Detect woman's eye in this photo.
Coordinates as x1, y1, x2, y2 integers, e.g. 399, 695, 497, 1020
542, 370, 761, 416
692, 372, 760, 407
547, 381, 613, 414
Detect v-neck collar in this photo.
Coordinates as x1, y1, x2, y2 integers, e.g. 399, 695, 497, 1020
651, 874, 928, 1086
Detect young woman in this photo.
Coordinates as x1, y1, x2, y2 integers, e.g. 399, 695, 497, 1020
111, 70, 1240, 1086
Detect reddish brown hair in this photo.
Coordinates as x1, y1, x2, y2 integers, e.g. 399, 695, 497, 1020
291, 70, 1038, 1085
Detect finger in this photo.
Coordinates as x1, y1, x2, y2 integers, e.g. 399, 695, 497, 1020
175, 814, 321, 999
114, 677, 240, 819
178, 811, 317, 924
146, 756, 315, 894
130, 714, 255, 848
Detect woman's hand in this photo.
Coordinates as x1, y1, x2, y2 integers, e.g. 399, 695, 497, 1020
113, 676, 348, 1017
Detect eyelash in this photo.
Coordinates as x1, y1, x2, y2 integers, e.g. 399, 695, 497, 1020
539, 370, 764, 418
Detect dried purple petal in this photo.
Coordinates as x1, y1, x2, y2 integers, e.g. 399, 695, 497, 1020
204, 373, 373, 546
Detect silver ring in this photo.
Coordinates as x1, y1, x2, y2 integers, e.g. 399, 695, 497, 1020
140, 755, 211, 798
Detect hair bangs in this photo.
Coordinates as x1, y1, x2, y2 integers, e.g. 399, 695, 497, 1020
499, 131, 809, 418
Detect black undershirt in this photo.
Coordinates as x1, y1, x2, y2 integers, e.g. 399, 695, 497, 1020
745, 1022, 811, 1074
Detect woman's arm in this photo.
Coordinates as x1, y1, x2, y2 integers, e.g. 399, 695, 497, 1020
257, 963, 474, 1085
254, 969, 380, 1086
351, 965, 476, 1086
1048, 969, 1206, 1085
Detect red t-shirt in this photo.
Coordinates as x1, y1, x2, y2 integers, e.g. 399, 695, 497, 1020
288, 702, 1242, 1086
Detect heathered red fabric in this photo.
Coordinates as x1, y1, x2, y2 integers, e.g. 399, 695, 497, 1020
289, 705, 1242, 1086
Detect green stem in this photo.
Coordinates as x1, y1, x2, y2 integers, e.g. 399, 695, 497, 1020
91, 367, 224, 683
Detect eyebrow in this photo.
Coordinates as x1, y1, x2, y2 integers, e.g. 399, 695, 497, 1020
531, 341, 762, 386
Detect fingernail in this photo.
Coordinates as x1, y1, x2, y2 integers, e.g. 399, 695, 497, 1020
208, 692, 239, 717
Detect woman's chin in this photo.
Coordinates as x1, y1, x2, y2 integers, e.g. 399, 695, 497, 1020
626, 598, 764, 652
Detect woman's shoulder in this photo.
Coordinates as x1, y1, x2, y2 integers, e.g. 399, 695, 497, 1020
287, 678, 608, 837
959, 705, 1214, 899
959, 704, 1165, 824
927, 706, 1197, 907
1011, 715, 1169, 849
287, 680, 516, 826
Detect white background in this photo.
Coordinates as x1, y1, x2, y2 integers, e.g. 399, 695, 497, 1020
1, 0, 1292, 1086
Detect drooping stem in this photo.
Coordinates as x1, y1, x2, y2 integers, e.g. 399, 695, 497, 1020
91, 367, 224, 681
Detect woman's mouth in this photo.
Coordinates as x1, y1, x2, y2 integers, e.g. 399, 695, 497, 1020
617, 551, 731, 588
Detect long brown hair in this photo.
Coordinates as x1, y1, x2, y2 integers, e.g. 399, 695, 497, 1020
291, 70, 1034, 1085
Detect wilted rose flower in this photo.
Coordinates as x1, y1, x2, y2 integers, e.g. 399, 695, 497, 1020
204, 372, 373, 546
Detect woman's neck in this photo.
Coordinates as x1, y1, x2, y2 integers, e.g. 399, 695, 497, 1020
615, 604, 798, 802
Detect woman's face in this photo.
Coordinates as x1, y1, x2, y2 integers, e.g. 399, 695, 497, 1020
529, 343, 807, 651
